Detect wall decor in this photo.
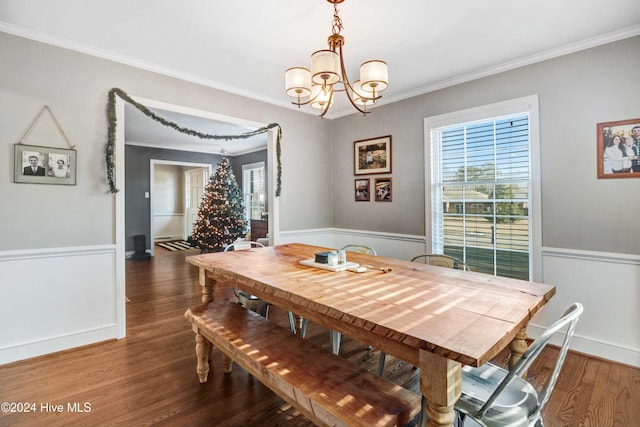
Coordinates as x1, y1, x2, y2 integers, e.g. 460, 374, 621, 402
354, 135, 391, 175
597, 118, 640, 179
13, 105, 77, 185
14, 144, 77, 185
354, 178, 370, 201
374, 177, 392, 202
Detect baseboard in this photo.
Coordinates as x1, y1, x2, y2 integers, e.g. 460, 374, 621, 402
527, 323, 640, 368
0, 324, 118, 365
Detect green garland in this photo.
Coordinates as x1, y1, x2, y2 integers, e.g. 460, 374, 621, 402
106, 88, 282, 196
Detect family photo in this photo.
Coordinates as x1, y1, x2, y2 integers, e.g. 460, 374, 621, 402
597, 118, 640, 178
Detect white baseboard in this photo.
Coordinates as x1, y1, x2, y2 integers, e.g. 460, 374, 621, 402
0, 324, 118, 365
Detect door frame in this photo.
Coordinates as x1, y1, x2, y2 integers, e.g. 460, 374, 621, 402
114, 94, 279, 338
149, 160, 212, 257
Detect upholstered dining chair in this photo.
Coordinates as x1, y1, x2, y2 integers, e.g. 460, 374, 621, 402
223, 241, 270, 318
410, 253, 471, 271
418, 302, 584, 427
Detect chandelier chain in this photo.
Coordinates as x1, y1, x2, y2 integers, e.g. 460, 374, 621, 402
331, 3, 343, 36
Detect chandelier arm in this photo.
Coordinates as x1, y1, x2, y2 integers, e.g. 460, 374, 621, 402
337, 46, 369, 115
290, 86, 331, 107
318, 87, 335, 118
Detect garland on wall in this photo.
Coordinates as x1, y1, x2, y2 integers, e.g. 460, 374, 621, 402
105, 87, 282, 196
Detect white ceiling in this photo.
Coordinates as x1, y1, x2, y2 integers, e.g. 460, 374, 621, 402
2, 0, 639, 153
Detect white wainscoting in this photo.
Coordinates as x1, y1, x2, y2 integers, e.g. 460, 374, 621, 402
0, 245, 118, 365
277, 227, 427, 259
529, 247, 640, 367
278, 229, 640, 367
153, 213, 185, 241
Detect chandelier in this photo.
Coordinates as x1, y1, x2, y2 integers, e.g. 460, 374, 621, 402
285, 0, 388, 118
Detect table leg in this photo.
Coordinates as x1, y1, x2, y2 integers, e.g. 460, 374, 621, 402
419, 349, 461, 427
198, 267, 215, 304
509, 327, 528, 369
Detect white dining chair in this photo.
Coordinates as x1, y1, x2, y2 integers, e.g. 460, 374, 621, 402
224, 241, 270, 318
289, 244, 378, 354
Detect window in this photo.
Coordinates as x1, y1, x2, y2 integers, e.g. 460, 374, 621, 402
242, 162, 265, 220
425, 96, 540, 281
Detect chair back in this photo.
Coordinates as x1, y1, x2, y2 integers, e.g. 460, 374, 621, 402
476, 302, 584, 419
340, 244, 377, 256
223, 241, 265, 252
411, 254, 470, 271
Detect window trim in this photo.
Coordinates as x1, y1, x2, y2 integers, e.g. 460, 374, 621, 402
424, 95, 541, 281
242, 161, 266, 221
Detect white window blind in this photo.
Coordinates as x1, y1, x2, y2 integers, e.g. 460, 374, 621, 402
431, 114, 531, 280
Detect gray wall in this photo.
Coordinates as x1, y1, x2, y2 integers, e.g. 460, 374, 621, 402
124, 145, 223, 251
331, 36, 640, 255
0, 31, 332, 253
1, 29, 638, 256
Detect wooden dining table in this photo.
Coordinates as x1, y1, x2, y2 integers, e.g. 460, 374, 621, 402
186, 243, 555, 427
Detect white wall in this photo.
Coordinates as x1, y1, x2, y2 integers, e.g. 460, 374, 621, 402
153, 164, 185, 240
0, 246, 117, 364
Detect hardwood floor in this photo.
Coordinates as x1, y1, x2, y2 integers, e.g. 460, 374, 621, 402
1, 248, 638, 426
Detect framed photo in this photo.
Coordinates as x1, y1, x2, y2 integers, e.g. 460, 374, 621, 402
354, 135, 392, 175
374, 177, 392, 202
597, 118, 640, 179
14, 144, 77, 185
354, 178, 370, 201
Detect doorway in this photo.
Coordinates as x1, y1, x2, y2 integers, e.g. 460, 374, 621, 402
149, 160, 212, 257
113, 95, 280, 338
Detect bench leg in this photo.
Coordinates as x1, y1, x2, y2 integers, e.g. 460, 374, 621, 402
222, 353, 233, 373
195, 332, 212, 383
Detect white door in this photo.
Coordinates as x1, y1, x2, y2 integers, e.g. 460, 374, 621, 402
185, 168, 209, 238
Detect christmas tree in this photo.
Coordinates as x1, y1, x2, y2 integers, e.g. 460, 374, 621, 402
190, 158, 248, 252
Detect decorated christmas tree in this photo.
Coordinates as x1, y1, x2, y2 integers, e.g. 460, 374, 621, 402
190, 158, 248, 252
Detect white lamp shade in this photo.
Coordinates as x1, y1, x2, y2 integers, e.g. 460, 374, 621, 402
310, 85, 333, 110
311, 50, 341, 86
351, 80, 374, 106
285, 67, 312, 98
360, 60, 388, 93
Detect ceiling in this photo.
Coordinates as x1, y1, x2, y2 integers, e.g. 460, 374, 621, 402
2, 0, 639, 153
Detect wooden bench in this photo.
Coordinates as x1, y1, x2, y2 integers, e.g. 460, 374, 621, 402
185, 302, 421, 427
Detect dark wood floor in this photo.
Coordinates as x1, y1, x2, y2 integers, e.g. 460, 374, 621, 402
1, 247, 638, 426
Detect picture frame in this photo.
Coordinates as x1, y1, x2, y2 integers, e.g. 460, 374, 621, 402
597, 118, 640, 179
354, 135, 392, 175
354, 178, 370, 201
14, 144, 77, 185
374, 177, 392, 202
